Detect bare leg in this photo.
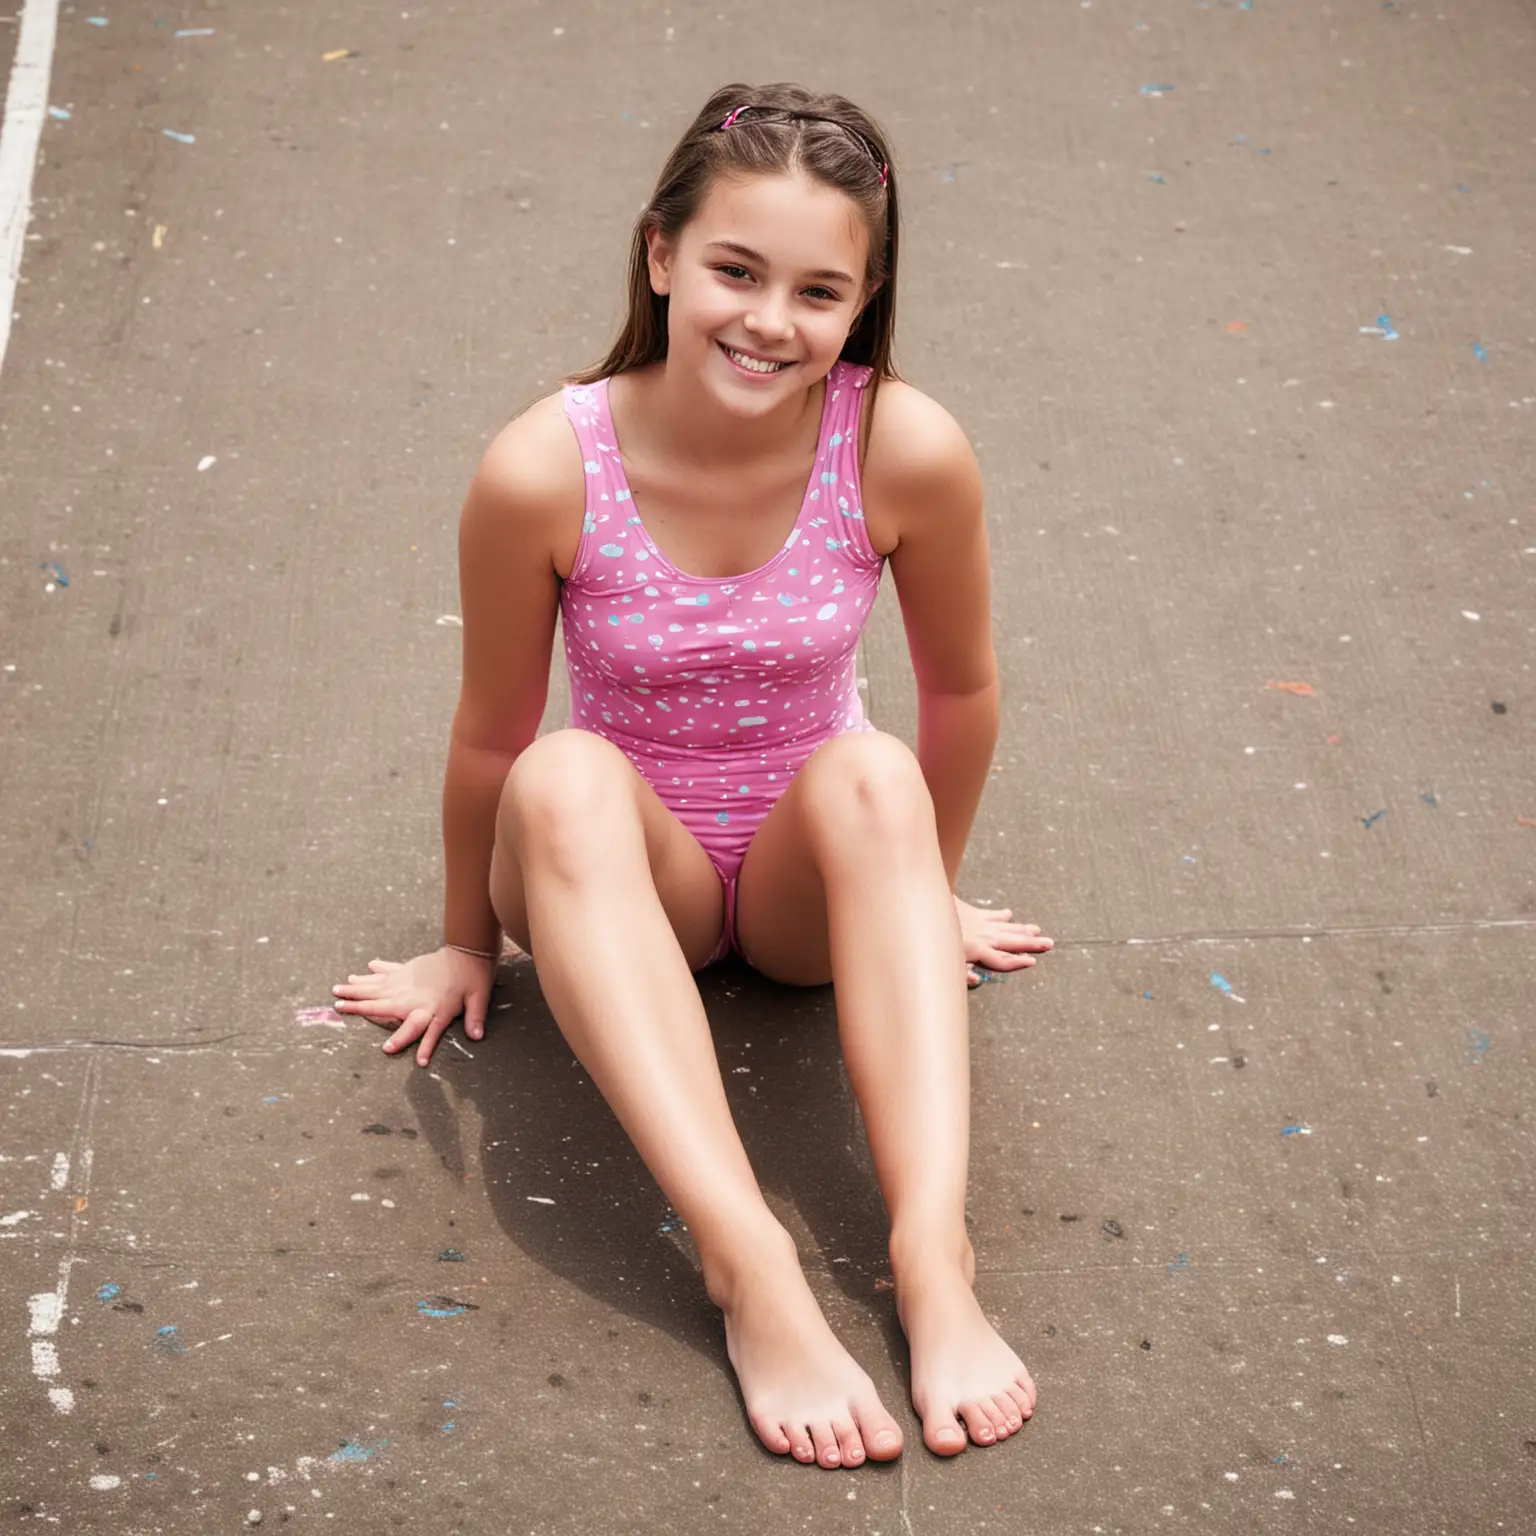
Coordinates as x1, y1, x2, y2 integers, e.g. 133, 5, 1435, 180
735, 733, 1038, 1454
496, 731, 903, 1468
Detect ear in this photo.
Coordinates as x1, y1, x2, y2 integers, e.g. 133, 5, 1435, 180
644, 226, 674, 297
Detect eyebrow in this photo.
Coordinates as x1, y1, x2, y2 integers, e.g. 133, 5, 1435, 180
704, 241, 857, 288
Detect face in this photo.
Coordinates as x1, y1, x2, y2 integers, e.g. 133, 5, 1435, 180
646, 172, 873, 415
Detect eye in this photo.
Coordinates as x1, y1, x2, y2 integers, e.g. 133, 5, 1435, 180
804, 286, 839, 303
716, 263, 751, 281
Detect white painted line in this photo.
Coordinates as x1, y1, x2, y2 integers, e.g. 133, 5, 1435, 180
50, 1152, 69, 1190
0, 0, 61, 376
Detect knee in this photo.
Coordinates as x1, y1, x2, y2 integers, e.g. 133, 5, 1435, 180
499, 730, 634, 860
801, 732, 934, 845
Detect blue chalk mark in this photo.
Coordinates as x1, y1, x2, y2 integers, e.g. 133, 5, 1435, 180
659, 1211, 687, 1234
1146, 173, 1166, 183
49, 106, 72, 120
39, 561, 69, 586
1281, 1124, 1308, 1136
441, 1421, 456, 1433
417, 1299, 469, 1318
1465, 1029, 1491, 1065
1456, 183, 1470, 193
96, 1283, 121, 1302
1210, 973, 1235, 996
1168, 1252, 1190, 1274
162, 129, 196, 144
1472, 342, 1487, 362
1361, 808, 1388, 829
1140, 84, 1175, 96
329, 1439, 389, 1463
1376, 313, 1399, 340
154, 1325, 188, 1354
1419, 790, 1438, 808
437, 1248, 465, 1262
1143, 991, 1154, 1000
87, 16, 110, 24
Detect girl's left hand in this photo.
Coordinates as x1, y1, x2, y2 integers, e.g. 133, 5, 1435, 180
956, 896, 1053, 987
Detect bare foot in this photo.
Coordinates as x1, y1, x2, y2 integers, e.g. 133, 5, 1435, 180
716, 1248, 905, 1468
896, 1261, 1037, 1455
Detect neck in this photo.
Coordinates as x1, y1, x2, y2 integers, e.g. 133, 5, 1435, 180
639, 357, 824, 470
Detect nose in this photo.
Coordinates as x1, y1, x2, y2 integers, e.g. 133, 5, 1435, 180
744, 289, 794, 344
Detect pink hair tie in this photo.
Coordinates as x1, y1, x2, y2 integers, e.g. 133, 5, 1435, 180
719, 105, 753, 130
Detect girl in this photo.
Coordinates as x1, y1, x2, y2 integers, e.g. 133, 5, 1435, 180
334, 83, 1053, 1468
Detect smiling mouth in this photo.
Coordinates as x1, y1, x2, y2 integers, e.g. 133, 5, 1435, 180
719, 343, 792, 374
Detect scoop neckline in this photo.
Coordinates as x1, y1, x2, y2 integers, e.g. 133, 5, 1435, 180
597, 366, 839, 586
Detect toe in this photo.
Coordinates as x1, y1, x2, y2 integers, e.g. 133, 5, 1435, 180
809, 1421, 841, 1468
854, 1393, 903, 1460
1015, 1369, 1038, 1415
1004, 1382, 1033, 1424
749, 1412, 791, 1455
786, 1424, 816, 1463
991, 1393, 1022, 1435
923, 1407, 968, 1457
958, 1400, 997, 1446
833, 1418, 865, 1468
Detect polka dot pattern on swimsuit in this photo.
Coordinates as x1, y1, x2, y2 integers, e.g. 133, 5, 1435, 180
558, 360, 884, 868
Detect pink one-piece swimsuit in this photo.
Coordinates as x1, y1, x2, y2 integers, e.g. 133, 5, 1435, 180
558, 359, 886, 967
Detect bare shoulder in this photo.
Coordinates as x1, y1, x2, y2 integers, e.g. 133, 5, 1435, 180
473, 389, 587, 576
861, 379, 982, 553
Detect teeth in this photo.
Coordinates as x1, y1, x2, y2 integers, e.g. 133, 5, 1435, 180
725, 347, 786, 374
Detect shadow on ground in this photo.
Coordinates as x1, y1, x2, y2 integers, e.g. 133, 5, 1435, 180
402, 959, 907, 1375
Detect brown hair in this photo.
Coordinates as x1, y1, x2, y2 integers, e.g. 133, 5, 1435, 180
569, 82, 900, 397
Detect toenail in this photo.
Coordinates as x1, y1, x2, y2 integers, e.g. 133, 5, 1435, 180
875, 1432, 899, 1450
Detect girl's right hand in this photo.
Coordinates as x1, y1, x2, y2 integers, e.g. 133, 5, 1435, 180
332, 947, 497, 1067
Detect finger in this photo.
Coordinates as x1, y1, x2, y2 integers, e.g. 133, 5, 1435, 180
463, 989, 489, 1042
996, 929, 1052, 954
986, 949, 1036, 972
383, 1008, 432, 1055
335, 998, 404, 1020
416, 1015, 454, 1067
334, 979, 387, 999
967, 966, 982, 988
366, 959, 400, 974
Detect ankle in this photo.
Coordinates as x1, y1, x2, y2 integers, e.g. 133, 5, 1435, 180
889, 1223, 975, 1285
698, 1218, 801, 1310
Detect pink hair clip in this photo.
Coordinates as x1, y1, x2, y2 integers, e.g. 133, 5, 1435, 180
719, 105, 753, 130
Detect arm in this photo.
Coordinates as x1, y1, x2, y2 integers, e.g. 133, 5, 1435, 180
334, 399, 572, 1062
442, 400, 569, 952
874, 386, 999, 891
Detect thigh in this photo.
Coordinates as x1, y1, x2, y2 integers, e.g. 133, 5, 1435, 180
733, 730, 936, 987
490, 729, 727, 972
